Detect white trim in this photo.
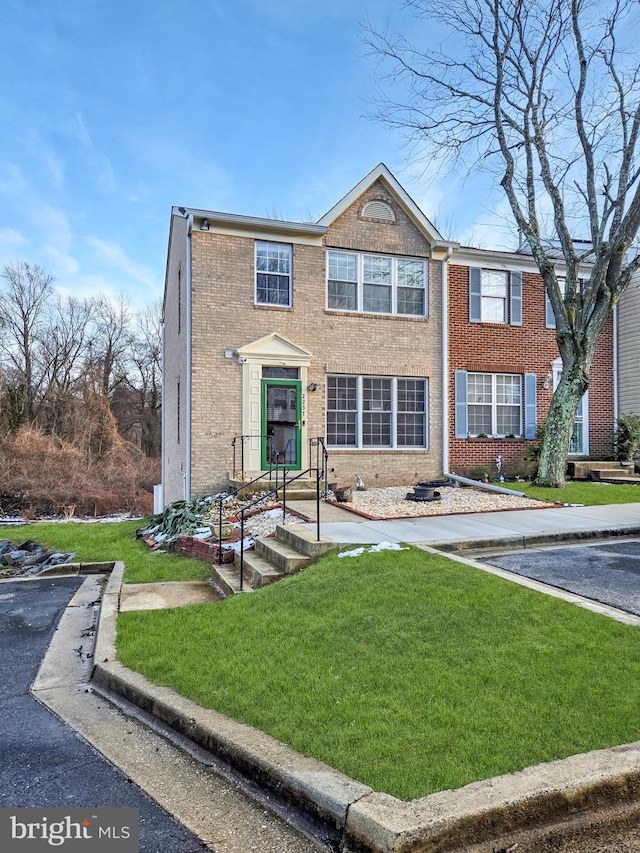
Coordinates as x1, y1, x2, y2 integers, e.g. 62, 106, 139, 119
317, 163, 445, 244
441, 247, 453, 473
552, 358, 589, 455
185, 217, 193, 499
326, 249, 428, 317
160, 319, 166, 505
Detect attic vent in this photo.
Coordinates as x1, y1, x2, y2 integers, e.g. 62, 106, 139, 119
361, 200, 396, 222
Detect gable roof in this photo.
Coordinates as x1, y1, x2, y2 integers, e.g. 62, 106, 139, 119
317, 163, 449, 246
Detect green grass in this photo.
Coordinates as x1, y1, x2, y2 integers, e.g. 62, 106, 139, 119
0, 520, 210, 583
502, 480, 640, 505
117, 546, 640, 800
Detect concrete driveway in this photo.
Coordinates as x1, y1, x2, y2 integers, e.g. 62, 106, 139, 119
481, 538, 640, 616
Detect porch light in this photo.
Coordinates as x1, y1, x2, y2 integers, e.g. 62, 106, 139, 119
200, 219, 210, 231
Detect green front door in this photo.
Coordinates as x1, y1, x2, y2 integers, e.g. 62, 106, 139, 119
261, 379, 302, 470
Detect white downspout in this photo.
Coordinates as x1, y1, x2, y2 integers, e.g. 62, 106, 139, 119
613, 302, 619, 424
441, 246, 453, 475
160, 318, 166, 507
185, 216, 193, 500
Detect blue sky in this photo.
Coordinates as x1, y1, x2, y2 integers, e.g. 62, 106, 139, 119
0, 0, 509, 309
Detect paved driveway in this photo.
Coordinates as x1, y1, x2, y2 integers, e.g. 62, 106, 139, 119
481, 539, 640, 616
0, 576, 208, 852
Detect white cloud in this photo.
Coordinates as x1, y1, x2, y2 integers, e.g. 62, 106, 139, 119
84, 236, 158, 292
0, 228, 28, 253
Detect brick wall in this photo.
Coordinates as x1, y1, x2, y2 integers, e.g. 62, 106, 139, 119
448, 262, 614, 475
185, 183, 444, 496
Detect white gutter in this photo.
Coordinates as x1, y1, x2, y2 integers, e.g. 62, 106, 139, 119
445, 472, 525, 497
185, 216, 193, 500
160, 318, 166, 506
613, 302, 619, 423
440, 246, 454, 475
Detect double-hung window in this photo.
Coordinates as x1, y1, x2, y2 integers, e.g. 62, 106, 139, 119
466, 373, 522, 437
327, 375, 428, 448
255, 241, 292, 306
469, 268, 522, 325
327, 251, 427, 317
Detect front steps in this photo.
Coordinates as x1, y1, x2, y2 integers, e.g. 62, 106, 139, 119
569, 460, 640, 484
228, 473, 320, 501
210, 523, 337, 595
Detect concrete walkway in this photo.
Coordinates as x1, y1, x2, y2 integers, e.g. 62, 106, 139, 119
296, 500, 640, 550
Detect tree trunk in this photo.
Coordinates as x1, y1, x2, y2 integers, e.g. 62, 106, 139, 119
535, 372, 584, 488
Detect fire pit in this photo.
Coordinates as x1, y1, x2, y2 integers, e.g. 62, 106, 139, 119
405, 480, 448, 502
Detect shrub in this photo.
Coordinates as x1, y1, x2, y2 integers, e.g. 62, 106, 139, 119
614, 412, 640, 462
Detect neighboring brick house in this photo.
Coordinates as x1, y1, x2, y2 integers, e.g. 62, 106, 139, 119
448, 247, 615, 478
162, 164, 454, 505
161, 164, 617, 506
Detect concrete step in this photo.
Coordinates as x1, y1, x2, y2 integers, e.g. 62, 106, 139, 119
274, 523, 339, 559
210, 562, 248, 597
590, 468, 640, 483
255, 537, 312, 574
233, 550, 283, 589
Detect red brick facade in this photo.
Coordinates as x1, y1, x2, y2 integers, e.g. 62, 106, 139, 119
448, 259, 614, 477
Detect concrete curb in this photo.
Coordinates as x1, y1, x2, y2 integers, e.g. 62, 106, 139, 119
430, 523, 640, 553
92, 563, 640, 852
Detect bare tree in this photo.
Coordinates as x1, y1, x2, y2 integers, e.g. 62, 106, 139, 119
38, 294, 94, 435
368, 0, 640, 486
89, 293, 133, 401
116, 301, 162, 456
0, 260, 55, 424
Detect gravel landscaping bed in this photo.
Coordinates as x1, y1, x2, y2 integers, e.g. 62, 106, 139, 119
332, 485, 555, 520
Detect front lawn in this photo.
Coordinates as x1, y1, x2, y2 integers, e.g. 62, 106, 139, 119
502, 480, 640, 505
0, 520, 210, 584
117, 546, 640, 800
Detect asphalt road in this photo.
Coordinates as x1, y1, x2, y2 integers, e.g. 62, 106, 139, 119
0, 576, 209, 852
481, 538, 640, 616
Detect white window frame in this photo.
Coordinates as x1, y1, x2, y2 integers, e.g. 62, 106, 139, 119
326, 250, 428, 317
480, 270, 508, 323
255, 241, 292, 307
467, 372, 522, 437
326, 375, 428, 449
551, 358, 589, 455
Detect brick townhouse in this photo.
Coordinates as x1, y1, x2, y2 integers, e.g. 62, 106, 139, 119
161, 164, 616, 505
447, 247, 615, 479
162, 164, 454, 505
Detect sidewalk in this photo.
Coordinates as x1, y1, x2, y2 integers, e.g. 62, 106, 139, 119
293, 500, 640, 550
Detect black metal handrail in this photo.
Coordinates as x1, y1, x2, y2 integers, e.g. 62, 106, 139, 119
231, 434, 276, 481
219, 436, 329, 590
237, 464, 323, 591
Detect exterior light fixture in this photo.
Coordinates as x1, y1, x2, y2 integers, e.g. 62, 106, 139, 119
307, 382, 319, 392
200, 219, 210, 231
543, 371, 553, 390
223, 349, 235, 359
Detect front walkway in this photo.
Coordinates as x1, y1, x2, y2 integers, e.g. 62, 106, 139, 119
294, 500, 640, 549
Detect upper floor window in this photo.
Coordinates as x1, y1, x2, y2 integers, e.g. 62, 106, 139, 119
256, 241, 292, 306
327, 251, 427, 317
545, 276, 588, 328
469, 267, 522, 326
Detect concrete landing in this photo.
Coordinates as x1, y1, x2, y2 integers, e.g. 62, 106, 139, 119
120, 580, 222, 611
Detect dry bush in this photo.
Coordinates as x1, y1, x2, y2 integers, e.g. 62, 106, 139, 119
0, 426, 155, 517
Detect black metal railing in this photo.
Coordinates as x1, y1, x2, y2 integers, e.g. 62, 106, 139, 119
217, 436, 329, 591
237, 464, 324, 591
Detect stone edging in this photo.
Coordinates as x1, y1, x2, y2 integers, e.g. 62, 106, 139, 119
91, 564, 640, 853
